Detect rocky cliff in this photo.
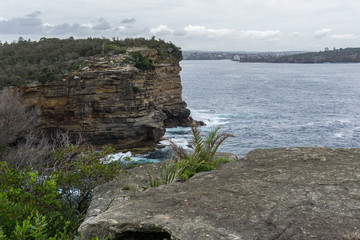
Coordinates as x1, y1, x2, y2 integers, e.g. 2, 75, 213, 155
79, 148, 360, 239
19, 48, 192, 148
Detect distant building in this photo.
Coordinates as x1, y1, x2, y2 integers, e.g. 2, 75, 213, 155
325, 47, 329, 51
233, 55, 240, 61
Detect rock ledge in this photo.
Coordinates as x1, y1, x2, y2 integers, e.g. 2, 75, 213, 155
80, 148, 360, 239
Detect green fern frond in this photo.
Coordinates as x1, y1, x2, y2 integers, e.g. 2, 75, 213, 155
148, 125, 234, 186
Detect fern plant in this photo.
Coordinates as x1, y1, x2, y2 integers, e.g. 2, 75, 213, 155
174, 125, 234, 180
147, 158, 183, 187
172, 125, 234, 162
148, 125, 234, 184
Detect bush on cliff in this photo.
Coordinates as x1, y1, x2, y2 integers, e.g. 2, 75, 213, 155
129, 52, 155, 71
0, 90, 124, 239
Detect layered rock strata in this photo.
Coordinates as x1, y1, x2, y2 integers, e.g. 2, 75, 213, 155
80, 148, 360, 239
19, 48, 192, 148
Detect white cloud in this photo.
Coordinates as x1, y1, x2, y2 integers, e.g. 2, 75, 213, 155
150, 25, 174, 35
0, 17, 8, 22
184, 25, 208, 35
208, 28, 236, 36
313, 28, 332, 38
82, 23, 93, 28
330, 34, 358, 40
183, 25, 281, 40
239, 30, 282, 40
184, 25, 235, 38
43, 23, 54, 27
290, 31, 302, 37
118, 26, 125, 31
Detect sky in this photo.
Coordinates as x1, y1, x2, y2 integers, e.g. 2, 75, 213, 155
0, 0, 360, 51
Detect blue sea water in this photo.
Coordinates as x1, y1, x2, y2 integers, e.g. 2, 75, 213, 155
116, 60, 360, 161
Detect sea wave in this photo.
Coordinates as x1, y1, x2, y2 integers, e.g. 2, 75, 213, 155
191, 109, 230, 126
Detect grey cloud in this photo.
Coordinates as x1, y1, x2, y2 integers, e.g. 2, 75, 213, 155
173, 30, 187, 37
0, 12, 43, 34
93, 18, 112, 30
126, 27, 150, 36
49, 23, 88, 35
121, 18, 136, 24
0, 12, 140, 41
26, 11, 41, 18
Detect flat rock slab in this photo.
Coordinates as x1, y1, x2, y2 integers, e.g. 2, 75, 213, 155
80, 148, 360, 239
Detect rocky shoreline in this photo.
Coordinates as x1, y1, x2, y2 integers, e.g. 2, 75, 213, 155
79, 147, 360, 239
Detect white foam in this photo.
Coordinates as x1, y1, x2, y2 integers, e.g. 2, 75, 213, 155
103, 110, 232, 164
191, 109, 230, 126
337, 119, 351, 124
334, 132, 344, 138
160, 137, 191, 150
103, 151, 132, 163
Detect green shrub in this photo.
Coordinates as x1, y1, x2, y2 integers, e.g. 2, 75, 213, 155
105, 44, 126, 54
36, 67, 60, 83
129, 52, 155, 71
0, 144, 125, 239
49, 144, 125, 215
0, 227, 5, 240
0, 161, 73, 239
12, 212, 48, 240
132, 86, 140, 93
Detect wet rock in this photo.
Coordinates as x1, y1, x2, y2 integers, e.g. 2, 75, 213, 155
79, 147, 360, 239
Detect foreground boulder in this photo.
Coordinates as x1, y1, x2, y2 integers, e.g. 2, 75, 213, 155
80, 148, 360, 239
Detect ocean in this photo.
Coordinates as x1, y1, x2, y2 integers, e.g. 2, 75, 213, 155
112, 60, 360, 163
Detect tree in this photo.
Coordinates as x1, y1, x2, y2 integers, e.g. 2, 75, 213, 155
0, 89, 37, 146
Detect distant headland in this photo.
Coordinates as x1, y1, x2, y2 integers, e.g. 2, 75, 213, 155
183, 47, 360, 63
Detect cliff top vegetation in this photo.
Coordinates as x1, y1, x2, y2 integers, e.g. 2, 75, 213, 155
0, 37, 181, 89
272, 47, 360, 63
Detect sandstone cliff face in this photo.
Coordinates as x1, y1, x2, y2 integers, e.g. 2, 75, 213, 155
19, 48, 192, 148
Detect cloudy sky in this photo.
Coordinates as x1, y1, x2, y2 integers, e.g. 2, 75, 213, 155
0, 0, 359, 51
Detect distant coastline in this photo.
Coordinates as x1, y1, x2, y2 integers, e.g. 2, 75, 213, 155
183, 48, 360, 63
